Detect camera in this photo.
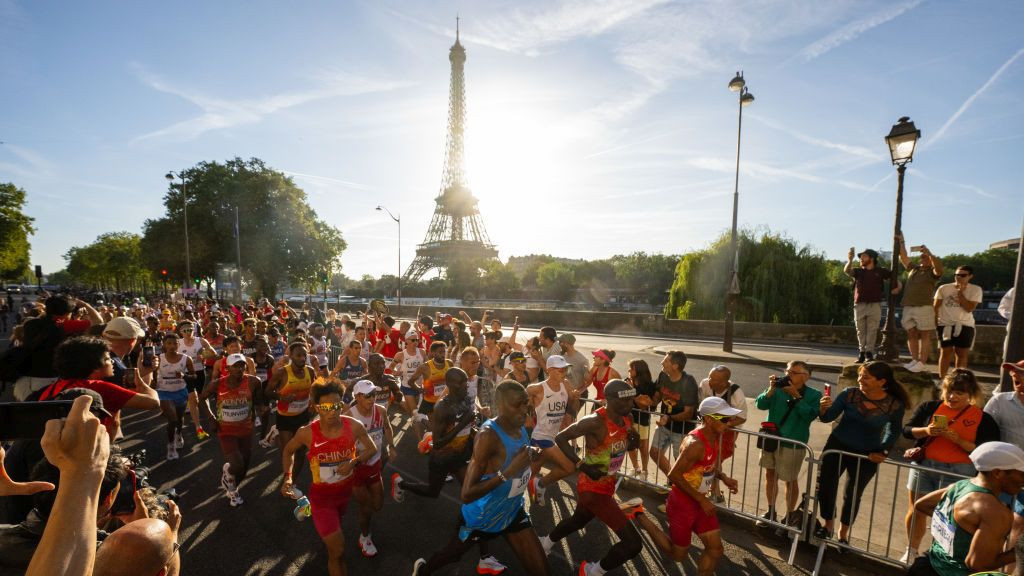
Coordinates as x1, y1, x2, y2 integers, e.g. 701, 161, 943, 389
773, 375, 791, 388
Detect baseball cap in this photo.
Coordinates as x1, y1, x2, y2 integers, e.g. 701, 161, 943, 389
226, 353, 247, 366
857, 249, 879, 260
546, 355, 569, 369
406, 330, 420, 339
970, 442, 1024, 472
352, 380, 379, 397
558, 333, 576, 345
1001, 360, 1024, 373
507, 351, 526, 362
55, 388, 113, 420
102, 317, 145, 339
698, 396, 742, 417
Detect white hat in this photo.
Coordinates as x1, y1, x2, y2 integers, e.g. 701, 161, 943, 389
352, 380, 379, 397
102, 317, 145, 339
406, 330, 420, 339
698, 396, 742, 417
546, 355, 569, 369
970, 442, 1024, 472
226, 353, 247, 366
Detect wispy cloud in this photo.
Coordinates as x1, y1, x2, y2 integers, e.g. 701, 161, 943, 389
281, 170, 373, 192
750, 114, 881, 161
929, 47, 1024, 147
796, 0, 924, 62
131, 66, 413, 143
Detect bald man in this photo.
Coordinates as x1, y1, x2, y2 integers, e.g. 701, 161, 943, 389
94, 514, 181, 576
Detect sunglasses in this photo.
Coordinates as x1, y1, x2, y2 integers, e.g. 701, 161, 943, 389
955, 273, 969, 277
316, 403, 343, 412
511, 359, 526, 363
706, 413, 733, 423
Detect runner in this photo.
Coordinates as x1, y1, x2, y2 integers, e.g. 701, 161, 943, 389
345, 380, 396, 558
390, 331, 426, 421
156, 332, 196, 460
309, 323, 330, 378
406, 341, 453, 441
240, 317, 260, 356
632, 396, 741, 575
525, 355, 580, 507
281, 381, 377, 576
250, 336, 277, 448
268, 341, 317, 487
177, 321, 216, 440
411, 380, 549, 576
210, 335, 256, 378
363, 353, 403, 411
199, 352, 262, 507
539, 379, 644, 575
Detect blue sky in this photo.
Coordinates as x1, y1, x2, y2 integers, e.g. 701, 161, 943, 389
1, 0, 1022, 282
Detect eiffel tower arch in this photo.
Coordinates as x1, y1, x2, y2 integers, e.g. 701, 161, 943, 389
404, 20, 498, 283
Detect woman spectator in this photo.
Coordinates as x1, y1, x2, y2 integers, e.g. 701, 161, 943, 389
626, 358, 657, 479
588, 349, 620, 402
900, 369, 998, 563
816, 361, 908, 544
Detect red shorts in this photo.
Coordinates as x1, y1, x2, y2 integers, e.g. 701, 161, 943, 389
353, 459, 382, 488
578, 490, 628, 532
666, 487, 719, 547
218, 433, 252, 458
309, 485, 353, 538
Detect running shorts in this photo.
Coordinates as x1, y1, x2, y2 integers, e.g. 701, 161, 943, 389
578, 490, 628, 532
353, 459, 383, 488
309, 486, 353, 538
276, 411, 311, 433
418, 399, 436, 416
157, 389, 188, 407
458, 505, 532, 542
666, 486, 719, 547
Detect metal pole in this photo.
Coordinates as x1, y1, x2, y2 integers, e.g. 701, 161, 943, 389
1001, 215, 1024, 391
397, 215, 402, 306
235, 206, 242, 304
182, 174, 191, 295
877, 164, 906, 362
724, 89, 743, 353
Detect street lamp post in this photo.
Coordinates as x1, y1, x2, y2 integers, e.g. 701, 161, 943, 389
164, 171, 191, 296
723, 71, 754, 353
876, 116, 921, 363
376, 205, 402, 306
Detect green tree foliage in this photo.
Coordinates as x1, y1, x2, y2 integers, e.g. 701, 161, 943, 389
536, 261, 576, 302
141, 158, 346, 299
0, 183, 36, 280
935, 248, 1017, 290
610, 252, 679, 305
63, 232, 151, 291
666, 229, 847, 325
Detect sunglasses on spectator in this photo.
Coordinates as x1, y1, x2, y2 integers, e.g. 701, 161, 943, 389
316, 403, 343, 412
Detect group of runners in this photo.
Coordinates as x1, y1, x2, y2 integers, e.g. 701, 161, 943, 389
116, 300, 743, 576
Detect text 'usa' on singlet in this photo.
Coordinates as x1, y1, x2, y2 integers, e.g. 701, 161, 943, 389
460, 419, 531, 539
578, 407, 632, 495
277, 364, 313, 416
531, 379, 568, 442
400, 348, 425, 386
308, 418, 357, 497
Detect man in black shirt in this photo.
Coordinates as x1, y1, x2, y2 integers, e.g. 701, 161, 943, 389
650, 350, 698, 480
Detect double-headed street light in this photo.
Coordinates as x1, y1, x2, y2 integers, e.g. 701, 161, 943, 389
164, 171, 191, 293
376, 205, 401, 306
876, 117, 921, 362
723, 71, 754, 353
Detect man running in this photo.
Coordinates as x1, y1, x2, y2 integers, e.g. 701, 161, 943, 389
281, 381, 377, 576
345, 380, 396, 558
200, 352, 262, 507
412, 380, 549, 576
632, 396, 741, 575
406, 341, 453, 440
177, 321, 216, 440
268, 341, 317, 489
156, 332, 196, 460
309, 323, 330, 377
526, 355, 580, 507
390, 330, 426, 421
539, 379, 643, 575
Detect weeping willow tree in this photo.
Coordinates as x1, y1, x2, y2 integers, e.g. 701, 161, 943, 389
665, 229, 852, 325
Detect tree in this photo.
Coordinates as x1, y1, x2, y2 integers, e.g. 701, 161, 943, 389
536, 262, 576, 302
936, 248, 1016, 290
0, 183, 36, 280
610, 252, 680, 305
63, 232, 152, 291
141, 158, 346, 299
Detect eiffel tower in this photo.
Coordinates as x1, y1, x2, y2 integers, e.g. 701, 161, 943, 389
404, 19, 498, 282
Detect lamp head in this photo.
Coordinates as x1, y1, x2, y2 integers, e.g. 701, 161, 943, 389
165, 172, 175, 181
375, 206, 383, 211
885, 116, 921, 166
740, 90, 754, 107
728, 71, 745, 92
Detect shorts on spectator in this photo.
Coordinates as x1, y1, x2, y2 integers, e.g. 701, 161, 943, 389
276, 411, 311, 433
937, 325, 975, 349
578, 490, 628, 532
758, 444, 806, 483
631, 422, 651, 441
666, 486, 719, 547
901, 305, 937, 332
157, 388, 189, 407
907, 460, 976, 495
651, 426, 684, 458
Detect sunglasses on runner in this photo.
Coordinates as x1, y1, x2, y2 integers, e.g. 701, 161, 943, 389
706, 413, 733, 423
316, 403, 343, 412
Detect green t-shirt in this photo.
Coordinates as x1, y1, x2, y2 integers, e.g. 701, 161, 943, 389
903, 264, 940, 307
927, 479, 993, 576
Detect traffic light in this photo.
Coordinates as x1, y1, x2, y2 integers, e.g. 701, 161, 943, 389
321, 271, 329, 284
161, 269, 168, 277
194, 277, 201, 286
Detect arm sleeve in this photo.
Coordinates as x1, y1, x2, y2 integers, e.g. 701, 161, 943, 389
88, 380, 136, 413
880, 407, 906, 452
754, 389, 772, 410
975, 412, 1001, 445
903, 401, 939, 438
795, 389, 822, 420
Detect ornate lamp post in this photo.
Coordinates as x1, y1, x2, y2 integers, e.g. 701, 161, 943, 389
876, 117, 921, 362
376, 205, 402, 305
164, 171, 191, 293
723, 71, 754, 353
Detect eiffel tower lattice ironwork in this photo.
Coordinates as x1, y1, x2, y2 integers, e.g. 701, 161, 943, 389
404, 20, 498, 282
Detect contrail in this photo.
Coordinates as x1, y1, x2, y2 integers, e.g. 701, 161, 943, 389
930, 47, 1024, 146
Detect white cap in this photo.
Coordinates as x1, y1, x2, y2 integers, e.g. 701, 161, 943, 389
226, 353, 247, 366
698, 396, 742, 417
352, 380, 379, 397
102, 317, 145, 339
406, 330, 419, 339
970, 442, 1024, 472
546, 355, 569, 369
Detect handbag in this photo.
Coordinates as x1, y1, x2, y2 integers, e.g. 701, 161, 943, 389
903, 405, 971, 463
757, 398, 798, 453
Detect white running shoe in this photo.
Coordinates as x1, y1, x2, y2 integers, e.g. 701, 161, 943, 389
167, 443, 178, 461
412, 558, 427, 575
264, 425, 279, 445
221, 462, 237, 493
359, 534, 378, 558
476, 555, 507, 575
254, 416, 262, 428
391, 473, 405, 503
908, 361, 927, 373
228, 491, 244, 507
538, 535, 554, 555
174, 432, 184, 449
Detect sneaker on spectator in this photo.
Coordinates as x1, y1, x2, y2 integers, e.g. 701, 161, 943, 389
903, 360, 919, 370
391, 473, 405, 503
755, 509, 776, 528
476, 555, 507, 575
359, 534, 378, 558
166, 443, 178, 461
528, 475, 546, 506
908, 361, 927, 373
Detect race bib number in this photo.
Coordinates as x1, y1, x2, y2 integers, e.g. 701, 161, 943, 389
698, 472, 715, 494
221, 403, 249, 423
433, 384, 447, 397
507, 467, 532, 498
319, 462, 352, 485
287, 397, 310, 413
931, 509, 955, 554
608, 451, 626, 475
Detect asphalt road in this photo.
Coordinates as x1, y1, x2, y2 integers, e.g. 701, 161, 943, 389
116, 331, 844, 576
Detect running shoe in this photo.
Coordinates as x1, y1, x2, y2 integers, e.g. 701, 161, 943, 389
258, 438, 273, 449
417, 432, 433, 454
618, 497, 644, 520
579, 561, 600, 576
359, 534, 378, 558
412, 558, 426, 575
445, 474, 454, 483
228, 491, 244, 507
254, 416, 262, 428
528, 475, 546, 506
391, 473, 405, 503
908, 361, 927, 373
166, 443, 178, 461
174, 432, 184, 449
221, 463, 237, 493
196, 427, 209, 440
264, 425, 280, 445
476, 555, 507, 575
538, 535, 554, 555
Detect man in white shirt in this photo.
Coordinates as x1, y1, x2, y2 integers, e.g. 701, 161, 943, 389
698, 365, 747, 502
933, 265, 984, 377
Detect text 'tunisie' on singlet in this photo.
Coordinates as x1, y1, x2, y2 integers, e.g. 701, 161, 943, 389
216, 376, 254, 437
578, 407, 632, 495
460, 419, 531, 539
531, 379, 568, 442
308, 418, 357, 495
348, 404, 384, 465
157, 353, 188, 392
277, 364, 313, 416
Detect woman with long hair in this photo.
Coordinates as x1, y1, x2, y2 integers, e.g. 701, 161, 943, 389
626, 358, 656, 478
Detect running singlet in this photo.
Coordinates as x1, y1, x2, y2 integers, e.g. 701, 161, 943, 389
439, 395, 476, 454
204, 334, 225, 369
927, 479, 994, 576
459, 419, 531, 539
399, 349, 425, 386
253, 355, 274, 384
591, 366, 612, 400
269, 340, 286, 359
423, 360, 453, 403
216, 376, 254, 437
532, 380, 568, 442
348, 404, 384, 465
308, 419, 357, 495
179, 337, 205, 373
337, 356, 364, 382
157, 354, 188, 392
277, 365, 313, 416
311, 336, 328, 367
676, 428, 719, 495
578, 407, 632, 496
241, 336, 259, 357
